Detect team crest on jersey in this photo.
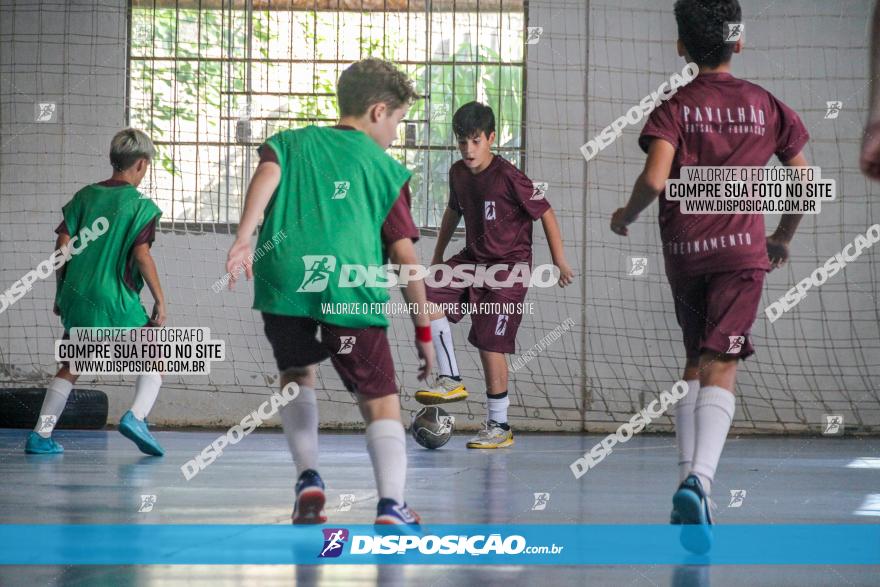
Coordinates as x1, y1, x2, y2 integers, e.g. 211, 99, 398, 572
337, 336, 356, 355
332, 181, 350, 200
484, 201, 497, 220
494, 314, 509, 336
726, 335, 746, 354
297, 255, 337, 292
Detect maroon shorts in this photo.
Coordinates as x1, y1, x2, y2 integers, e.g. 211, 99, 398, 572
262, 313, 397, 398
425, 254, 529, 354
668, 268, 766, 361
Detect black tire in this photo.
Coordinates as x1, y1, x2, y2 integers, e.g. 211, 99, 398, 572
0, 387, 108, 429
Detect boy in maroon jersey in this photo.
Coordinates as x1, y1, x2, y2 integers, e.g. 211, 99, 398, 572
415, 101, 574, 449
610, 0, 810, 547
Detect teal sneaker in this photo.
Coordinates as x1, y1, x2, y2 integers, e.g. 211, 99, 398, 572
119, 410, 164, 456
25, 431, 64, 454
673, 474, 715, 554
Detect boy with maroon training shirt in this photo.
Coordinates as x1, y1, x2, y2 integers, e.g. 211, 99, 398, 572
415, 101, 574, 449
610, 0, 810, 548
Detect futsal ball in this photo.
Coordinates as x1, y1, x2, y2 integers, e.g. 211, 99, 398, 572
411, 406, 454, 449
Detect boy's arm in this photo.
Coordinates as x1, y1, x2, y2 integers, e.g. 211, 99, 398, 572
133, 243, 166, 326
431, 206, 461, 266
610, 139, 676, 236
387, 237, 435, 381
766, 152, 809, 269
539, 208, 574, 287
226, 161, 281, 287
53, 232, 70, 316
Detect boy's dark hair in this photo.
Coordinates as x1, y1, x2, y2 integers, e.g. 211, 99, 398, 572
674, 0, 742, 68
452, 101, 495, 139
337, 58, 420, 117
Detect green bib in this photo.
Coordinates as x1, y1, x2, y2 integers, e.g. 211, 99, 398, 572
254, 126, 411, 327
56, 184, 161, 329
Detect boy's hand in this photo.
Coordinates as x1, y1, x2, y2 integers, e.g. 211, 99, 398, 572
610, 208, 633, 236
556, 260, 575, 287
766, 234, 791, 270
415, 338, 434, 381
226, 238, 253, 289
150, 301, 167, 326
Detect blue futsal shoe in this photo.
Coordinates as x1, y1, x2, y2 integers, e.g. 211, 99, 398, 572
292, 469, 327, 524
118, 410, 164, 456
25, 431, 64, 454
672, 474, 715, 554
375, 498, 421, 526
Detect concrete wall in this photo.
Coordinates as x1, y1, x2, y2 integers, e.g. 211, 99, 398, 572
1, 0, 876, 433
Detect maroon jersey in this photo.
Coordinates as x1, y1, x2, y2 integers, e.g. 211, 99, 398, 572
639, 71, 809, 278
448, 155, 550, 264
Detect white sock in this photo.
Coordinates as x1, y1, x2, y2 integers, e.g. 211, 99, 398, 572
487, 392, 510, 424
279, 386, 319, 475
675, 380, 700, 483
34, 377, 73, 437
365, 419, 406, 503
691, 385, 736, 495
431, 317, 460, 378
130, 374, 162, 421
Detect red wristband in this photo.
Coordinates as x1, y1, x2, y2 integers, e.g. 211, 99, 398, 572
415, 325, 432, 343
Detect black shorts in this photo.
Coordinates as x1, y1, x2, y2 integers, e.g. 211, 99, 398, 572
262, 313, 398, 398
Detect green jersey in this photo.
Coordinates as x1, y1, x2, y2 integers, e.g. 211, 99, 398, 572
254, 125, 411, 328
56, 183, 161, 330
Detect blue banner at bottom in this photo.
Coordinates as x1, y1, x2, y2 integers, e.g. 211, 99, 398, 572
1, 524, 878, 565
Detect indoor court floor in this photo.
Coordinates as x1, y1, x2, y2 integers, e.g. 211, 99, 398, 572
1, 428, 878, 586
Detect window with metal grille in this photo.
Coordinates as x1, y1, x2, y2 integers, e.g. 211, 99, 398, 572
128, 0, 527, 228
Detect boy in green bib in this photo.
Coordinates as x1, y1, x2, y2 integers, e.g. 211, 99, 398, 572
226, 59, 434, 526
26, 129, 167, 457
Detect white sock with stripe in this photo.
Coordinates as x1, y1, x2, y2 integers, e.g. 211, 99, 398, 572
430, 317, 460, 379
